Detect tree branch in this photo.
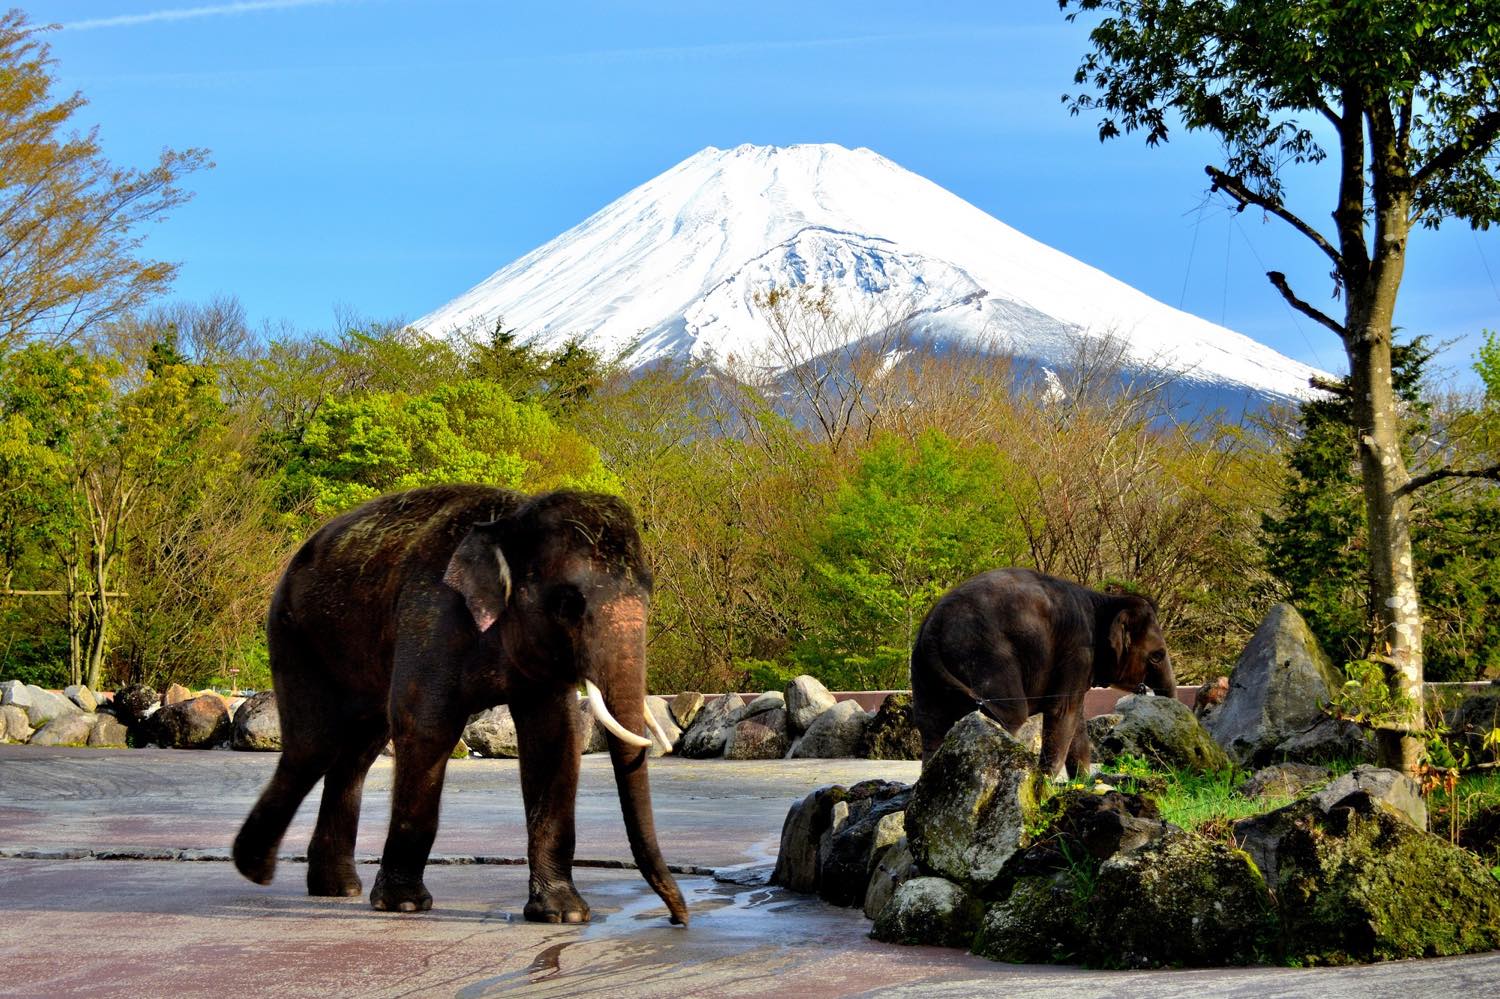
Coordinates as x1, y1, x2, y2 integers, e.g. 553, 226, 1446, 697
1394, 463, 1500, 499
1206, 166, 1343, 267
1266, 271, 1348, 339
1412, 108, 1500, 190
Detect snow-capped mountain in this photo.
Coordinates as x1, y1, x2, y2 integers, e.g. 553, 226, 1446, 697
416, 143, 1325, 403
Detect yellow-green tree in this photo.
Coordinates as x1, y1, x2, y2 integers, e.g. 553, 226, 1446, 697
0, 11, 208, 352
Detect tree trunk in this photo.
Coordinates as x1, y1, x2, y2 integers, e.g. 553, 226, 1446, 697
1346, 296, 1424, 776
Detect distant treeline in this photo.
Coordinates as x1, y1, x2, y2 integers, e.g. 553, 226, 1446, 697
1, 293, 1496, 693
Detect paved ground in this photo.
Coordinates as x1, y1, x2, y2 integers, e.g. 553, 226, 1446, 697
1, 745, 1497, 997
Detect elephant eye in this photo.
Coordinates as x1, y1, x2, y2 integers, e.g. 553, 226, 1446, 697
545, 584, 585, 623
1148, 650, 1165, 664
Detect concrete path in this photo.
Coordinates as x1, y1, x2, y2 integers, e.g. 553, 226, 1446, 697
1, 745, 1496, 997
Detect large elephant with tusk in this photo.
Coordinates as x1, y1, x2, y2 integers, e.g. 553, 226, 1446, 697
232, 485, 688, 925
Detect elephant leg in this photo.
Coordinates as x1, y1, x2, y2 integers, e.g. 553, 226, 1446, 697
1066, 720, 1092, 779
371, 706, 464, 913
1040, 700, 1084, 780
234, 645, 342, 886
307, 717, 389, 897
513, 688, 588, 923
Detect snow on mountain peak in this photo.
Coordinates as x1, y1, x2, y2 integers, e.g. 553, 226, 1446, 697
416, 142, 1325, 402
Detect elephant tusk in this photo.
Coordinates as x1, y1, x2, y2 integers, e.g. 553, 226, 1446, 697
643, 704, 674, 755
584, 679, 652, 749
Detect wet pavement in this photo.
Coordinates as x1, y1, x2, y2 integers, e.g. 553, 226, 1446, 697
1, 745, 1497, 997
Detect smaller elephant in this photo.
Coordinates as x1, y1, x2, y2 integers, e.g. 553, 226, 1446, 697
911, 568, 1175, 777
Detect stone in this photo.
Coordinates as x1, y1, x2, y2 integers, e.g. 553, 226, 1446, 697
161, 683, 193, 707
785, 674, 836, 735
30, 712, 100, 747
972, 874, 1083, 964
904, 711, 1041, 890
669, 691, 704, 730
723, 708, 789, 760
1235, 762, 1330, 800
1273, 798, 1500, 964
788, 699, 871, 759
863, 839, 917, 920
1204, 603, 1342, 766
463, 705, 519, 758
1014, 714, 1044, 756
63, 685, 98, 713
576, 698, 606, 754
742, 690, 785, 718
1010, 790, 1167, 876
771, 784, 851, 893
1310, 765, 1426, 829
88, 714, 130, 748
1086, 828, 1277, 968
0, 703, 32, 743
646, 695, 682, 758
1442, 686, 1500, 766
0, 679, 33, 709
231, 690, 281, 751
859, 692, 922, 761
870, 877, 984, 949
817, 784, 910, 907
679, 693, 745, 759
1234, 768, 1426, 886
451, 738, 470, 759
156, 694, 232, 749
1270, 717, 1375, 765
22, 685, 80, 728
110, 684, 159, 727
1090, 693, 1230, 772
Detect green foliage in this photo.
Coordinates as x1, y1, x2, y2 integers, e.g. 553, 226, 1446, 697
795, 430, 1028, 690
284, 379, 617, 519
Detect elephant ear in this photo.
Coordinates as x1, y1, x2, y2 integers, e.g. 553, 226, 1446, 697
442, 521, 512, 633
1106, 606, 1132, 677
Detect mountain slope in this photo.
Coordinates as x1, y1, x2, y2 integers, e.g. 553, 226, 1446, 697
416, 143, 1324, 402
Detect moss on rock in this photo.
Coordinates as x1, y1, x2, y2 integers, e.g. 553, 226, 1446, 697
870, 876, 984, 949
859, 692, 922, 761
1275, 801, 1500, 964
973, 874, 1086, 964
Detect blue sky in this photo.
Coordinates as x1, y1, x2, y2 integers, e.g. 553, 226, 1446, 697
33, 0, 1500, 382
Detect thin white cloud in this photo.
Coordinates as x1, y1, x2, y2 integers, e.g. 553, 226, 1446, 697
62, 0, 354, 31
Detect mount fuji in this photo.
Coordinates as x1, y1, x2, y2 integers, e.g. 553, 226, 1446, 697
416, 143, 1326, 405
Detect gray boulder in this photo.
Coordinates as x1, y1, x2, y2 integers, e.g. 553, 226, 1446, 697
724, 708, 789, 760
63, 685, 98, 713
788, 699, 871, 759
1014, 714, 1045, 756
645, 695, 681, 758
1443, 686, 1500, 765
858, 693, 923, 761
110, 684, 159, 727
743, 690, 785, 718
771, 784, 851, 893
0, 703, 33, 743
1205, 603, 1342, 766
232, 691, 282, 751
88, 714, 130, 748
156, 694, 231, 749
863, 838, 917, 920
31, 712, 99, 747
0, 679, 32, 709
905, 711, 1040, 889
1270, 717, 1375, 765
1091, 693, 1230, 772
576, 698, 606, 754
669, 691, 704, 730
679, 693, 745, 759
870, 877, 984, 949
1235, 762, 1330, 800
817, 784, 910, 907
1234, 766, 1426, 885
463, 705, 519, 758
972, 873, 1082, 964
22, 684, 80, 728
785, 675, 836, 734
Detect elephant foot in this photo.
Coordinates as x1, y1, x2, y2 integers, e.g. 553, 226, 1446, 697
232, 832, 276, 886
524, 883, 591, 924
307, 860, 363, 898
370, 869, 432, 913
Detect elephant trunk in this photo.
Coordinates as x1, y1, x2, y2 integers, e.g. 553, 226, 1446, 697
582, 597, 689, 925
598, 675, 690, 925
1152, 656, 1178, 700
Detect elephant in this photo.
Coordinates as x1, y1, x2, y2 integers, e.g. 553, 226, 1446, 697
910, 568, 1176, 778
232, 484, 688, 925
